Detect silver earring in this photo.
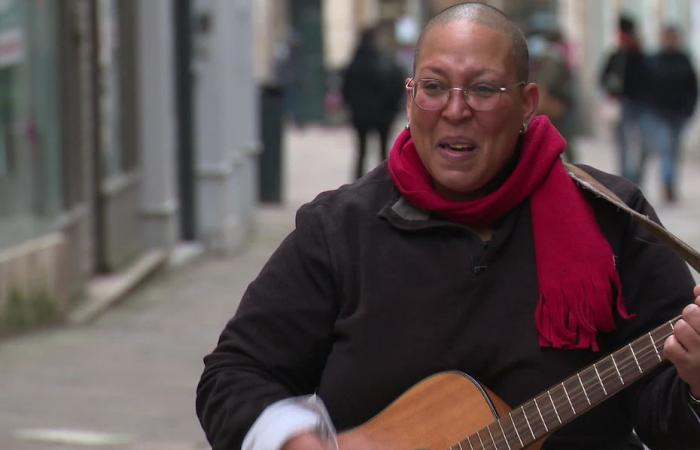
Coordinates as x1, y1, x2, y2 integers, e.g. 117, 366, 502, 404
405, 122, 410, 130
520, 122, 528, 134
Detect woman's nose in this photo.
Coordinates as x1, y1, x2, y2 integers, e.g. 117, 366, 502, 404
442, 89, 474, 121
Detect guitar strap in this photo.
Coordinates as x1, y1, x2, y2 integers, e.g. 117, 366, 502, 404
565, 162, 700, 274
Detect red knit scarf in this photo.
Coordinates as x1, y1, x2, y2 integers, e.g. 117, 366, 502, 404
388, 115, 633, 351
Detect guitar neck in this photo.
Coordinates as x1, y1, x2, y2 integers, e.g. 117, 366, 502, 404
451, 317, 680, 450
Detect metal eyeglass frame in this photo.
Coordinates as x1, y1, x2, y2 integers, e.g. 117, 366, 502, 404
406, 78, 526, 111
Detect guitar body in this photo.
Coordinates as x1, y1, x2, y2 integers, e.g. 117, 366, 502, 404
338, 371, 544, 450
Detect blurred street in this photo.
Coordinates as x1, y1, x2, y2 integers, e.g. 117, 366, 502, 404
1, 122, 699, 450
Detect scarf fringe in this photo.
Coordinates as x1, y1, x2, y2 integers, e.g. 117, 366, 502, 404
536, 270, 634, 352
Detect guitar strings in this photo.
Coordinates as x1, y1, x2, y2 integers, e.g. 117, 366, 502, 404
522, 324, 672, 426
453, 321, 677, 450
561, 323, 673, 407
503, 326, 672, 449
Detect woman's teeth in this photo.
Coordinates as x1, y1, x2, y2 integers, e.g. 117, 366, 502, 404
441, 143, 472, 151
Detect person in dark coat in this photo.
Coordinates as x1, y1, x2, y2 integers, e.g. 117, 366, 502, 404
197, 4, 700, 450
645, 25, 698, 203
341, 26, 405, 179
599, 15, 650, 184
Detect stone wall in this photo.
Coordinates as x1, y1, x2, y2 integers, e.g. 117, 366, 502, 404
0, 233, 69, 333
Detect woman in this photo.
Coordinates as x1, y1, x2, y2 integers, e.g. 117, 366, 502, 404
197, 3, 700, 449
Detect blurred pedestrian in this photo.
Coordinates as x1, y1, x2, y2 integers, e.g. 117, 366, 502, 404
646, 25, 698, 203
341, 26, 405, 179
274, 29, 305, 127
530, 28, 578, 161
599, 15, 650, 184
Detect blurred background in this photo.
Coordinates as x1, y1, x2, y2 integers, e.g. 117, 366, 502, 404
1, 0, 699, 449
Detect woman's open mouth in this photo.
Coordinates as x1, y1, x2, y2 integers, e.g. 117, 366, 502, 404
438, 139, 478, 156
440, 143, 475, 152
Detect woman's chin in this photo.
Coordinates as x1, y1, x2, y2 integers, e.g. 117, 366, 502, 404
435, 179, 484, 201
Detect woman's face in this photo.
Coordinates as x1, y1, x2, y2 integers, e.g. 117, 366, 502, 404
407, 20, 538, 200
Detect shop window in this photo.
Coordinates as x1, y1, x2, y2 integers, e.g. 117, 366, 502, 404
97, 0, 137, 180
0, 0, 63, 251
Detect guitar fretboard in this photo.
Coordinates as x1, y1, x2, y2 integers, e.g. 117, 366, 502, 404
449, 317, 678, 450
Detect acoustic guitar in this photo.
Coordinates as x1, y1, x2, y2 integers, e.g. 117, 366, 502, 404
337, 316, 679, 450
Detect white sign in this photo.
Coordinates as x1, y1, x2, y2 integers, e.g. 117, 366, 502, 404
0, 27, 24, 68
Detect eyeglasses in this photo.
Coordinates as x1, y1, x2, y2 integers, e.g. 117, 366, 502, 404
406, 78, 526, 112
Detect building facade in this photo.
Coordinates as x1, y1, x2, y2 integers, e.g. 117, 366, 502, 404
0, 0, 258, 333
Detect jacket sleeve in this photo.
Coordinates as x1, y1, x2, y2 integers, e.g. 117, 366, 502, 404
599, 52, 617, 94
682, 54, 698, 119
610, 187, 700, 449
196, 202, 339, 449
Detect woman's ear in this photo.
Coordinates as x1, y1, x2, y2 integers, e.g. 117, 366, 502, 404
405, 78, 414, 123
521, 82, 540, 125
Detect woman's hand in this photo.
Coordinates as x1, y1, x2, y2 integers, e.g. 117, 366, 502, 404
282, 430, 383, 450
282, 432, 332, 450
664, 285, 700, 398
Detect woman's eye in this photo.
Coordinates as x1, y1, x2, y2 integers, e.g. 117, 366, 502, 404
422, 81, 445, 94
471, 84, 499, 97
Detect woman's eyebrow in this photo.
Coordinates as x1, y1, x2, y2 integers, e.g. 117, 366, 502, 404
417, 65, 503, 82
416, 66, 448, 78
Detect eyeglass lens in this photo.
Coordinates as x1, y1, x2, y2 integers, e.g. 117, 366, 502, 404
413, 82, 504, 111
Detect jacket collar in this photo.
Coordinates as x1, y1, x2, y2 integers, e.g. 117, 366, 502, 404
390, 196, 430, 221
378, 191, 523, 244
378, 194, 461, 231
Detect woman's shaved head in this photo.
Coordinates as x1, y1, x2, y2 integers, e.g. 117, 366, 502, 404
414, 2, 530, 82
